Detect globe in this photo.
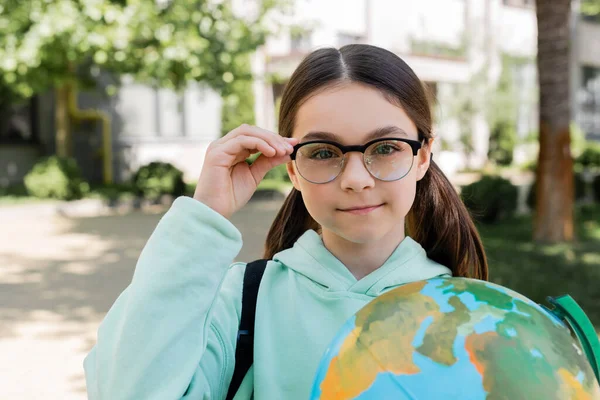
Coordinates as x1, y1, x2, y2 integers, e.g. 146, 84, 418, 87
310, 277, 600, 399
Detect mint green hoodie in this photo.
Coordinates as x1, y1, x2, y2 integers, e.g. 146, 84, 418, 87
84, 196, 452, 399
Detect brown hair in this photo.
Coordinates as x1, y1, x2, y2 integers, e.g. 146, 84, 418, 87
264, 44, 488, 280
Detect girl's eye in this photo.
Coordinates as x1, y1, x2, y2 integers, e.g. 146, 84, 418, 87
373, 143, 401, 155
310, 148, 339, 160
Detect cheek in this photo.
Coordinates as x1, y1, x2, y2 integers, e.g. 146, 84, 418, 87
386, 176, 418, 212
297, 181, 335, 221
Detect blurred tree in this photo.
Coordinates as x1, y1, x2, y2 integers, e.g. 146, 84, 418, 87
220, 54, 255, 136
534, 0, 574, 243
0, 0, 284, 155
581, 0, 600, 18
447, 69, 487, 169
487, 55, 519, 166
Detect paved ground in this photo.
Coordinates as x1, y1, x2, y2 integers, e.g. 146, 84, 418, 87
0, 198, 284, 399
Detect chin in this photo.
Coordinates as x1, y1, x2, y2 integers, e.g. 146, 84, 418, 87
329, 224, 392, 245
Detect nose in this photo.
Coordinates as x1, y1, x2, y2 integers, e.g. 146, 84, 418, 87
338, 152, 375, 192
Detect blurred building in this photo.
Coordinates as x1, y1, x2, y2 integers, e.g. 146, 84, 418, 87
0, 77, 222, 186
575, 12, 600, 143
1, 0, 599, 187
253, 0, 600, 175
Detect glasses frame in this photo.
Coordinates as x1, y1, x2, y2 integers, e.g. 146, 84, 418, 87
290, 137, 423, 184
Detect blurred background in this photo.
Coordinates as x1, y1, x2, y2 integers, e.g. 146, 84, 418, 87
1, 0, 599, 398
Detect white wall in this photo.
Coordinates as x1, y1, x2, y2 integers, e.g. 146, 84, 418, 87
578, 21, 600, 66
369, 0, 466, 54
112, 79, 223, 182
114, 141, 210, 183
265, 0, 367, 55
497, 4, 537, 57
115, 80, 222, 140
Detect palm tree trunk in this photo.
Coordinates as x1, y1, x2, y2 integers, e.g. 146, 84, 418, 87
534, 0, 575, 243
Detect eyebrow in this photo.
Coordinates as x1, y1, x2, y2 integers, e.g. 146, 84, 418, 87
301, 125, 410, 143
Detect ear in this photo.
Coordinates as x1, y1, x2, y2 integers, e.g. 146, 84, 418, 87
286, 161, 302, 191
416, 138, 434, 181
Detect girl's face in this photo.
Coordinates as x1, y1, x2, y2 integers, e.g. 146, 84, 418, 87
287, 82, 432, 246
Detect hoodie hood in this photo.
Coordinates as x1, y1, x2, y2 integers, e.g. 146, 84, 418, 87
272, 229, 452, 297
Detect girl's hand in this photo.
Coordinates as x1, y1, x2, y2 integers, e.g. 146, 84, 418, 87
193, 124, 298, 219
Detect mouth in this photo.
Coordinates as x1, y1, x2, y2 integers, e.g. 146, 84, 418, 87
338, 204, 384, 215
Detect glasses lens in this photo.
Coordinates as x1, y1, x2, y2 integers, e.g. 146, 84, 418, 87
295, 143, 344, 183
365, 140, 415, 181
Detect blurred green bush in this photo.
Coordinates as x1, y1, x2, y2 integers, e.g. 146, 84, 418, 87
264, 163, 291, 183
132, 162, 186, 200
24, 156, 89, 200
488, 121, 516, 166
576, 142, 600, 170
245, 154, 291, 183
461, 175, 518, 223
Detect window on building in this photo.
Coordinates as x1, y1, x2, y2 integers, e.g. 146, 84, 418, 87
0, 97, 38, 144
576, 67, 600, 141
502, 0, 534, 7
290, 30, 312, 52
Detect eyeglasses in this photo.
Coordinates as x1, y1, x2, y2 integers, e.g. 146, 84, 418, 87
290, 137, 423, 184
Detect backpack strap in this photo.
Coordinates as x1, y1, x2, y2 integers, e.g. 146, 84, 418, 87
225, 259, 268, 400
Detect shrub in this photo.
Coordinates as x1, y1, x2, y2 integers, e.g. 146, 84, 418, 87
576, 142, 600, 170
24, 156, 89, 200
461, 175, 518, 223
245, 155, 291, 183
488, 121, 516, 166
594, 175, 600, 202
264, 163, 291, 182
132, 162, 186, 199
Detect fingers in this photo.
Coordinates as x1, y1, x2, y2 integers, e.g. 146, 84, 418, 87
208, 124, 299, 167
222, 124, 297, 156
227, 135, 279, 158
249, 153, 292, 182
207, 135, 292, 168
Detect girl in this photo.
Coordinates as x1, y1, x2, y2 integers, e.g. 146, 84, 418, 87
84, 44, 488, 399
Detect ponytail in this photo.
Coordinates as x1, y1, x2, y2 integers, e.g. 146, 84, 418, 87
264, 188, 319, 259
407, 161, 489, 280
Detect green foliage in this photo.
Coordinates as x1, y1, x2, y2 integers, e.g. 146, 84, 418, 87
581, 0, 600, 19
479, 205, 600, 328
24, 156, 89, 200
570, 122, 588, 159
461, 175, 518, 223
594, 175, 600, 202
526, 172, 588, 210
87, 182, 136, 201
576, 142, 600, 170
132, 161, 185, 199
264, 163, 291, 182
221, 55, 255, 136
488, 121, 516, 166
245, 153, 290, 182
409, 33, 467, 58
486, 55, 526, 166
446, 68, 487, 161
0, 0, 284, 102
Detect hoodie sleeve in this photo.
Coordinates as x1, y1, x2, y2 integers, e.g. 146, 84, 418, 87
83, 196, 246, 400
